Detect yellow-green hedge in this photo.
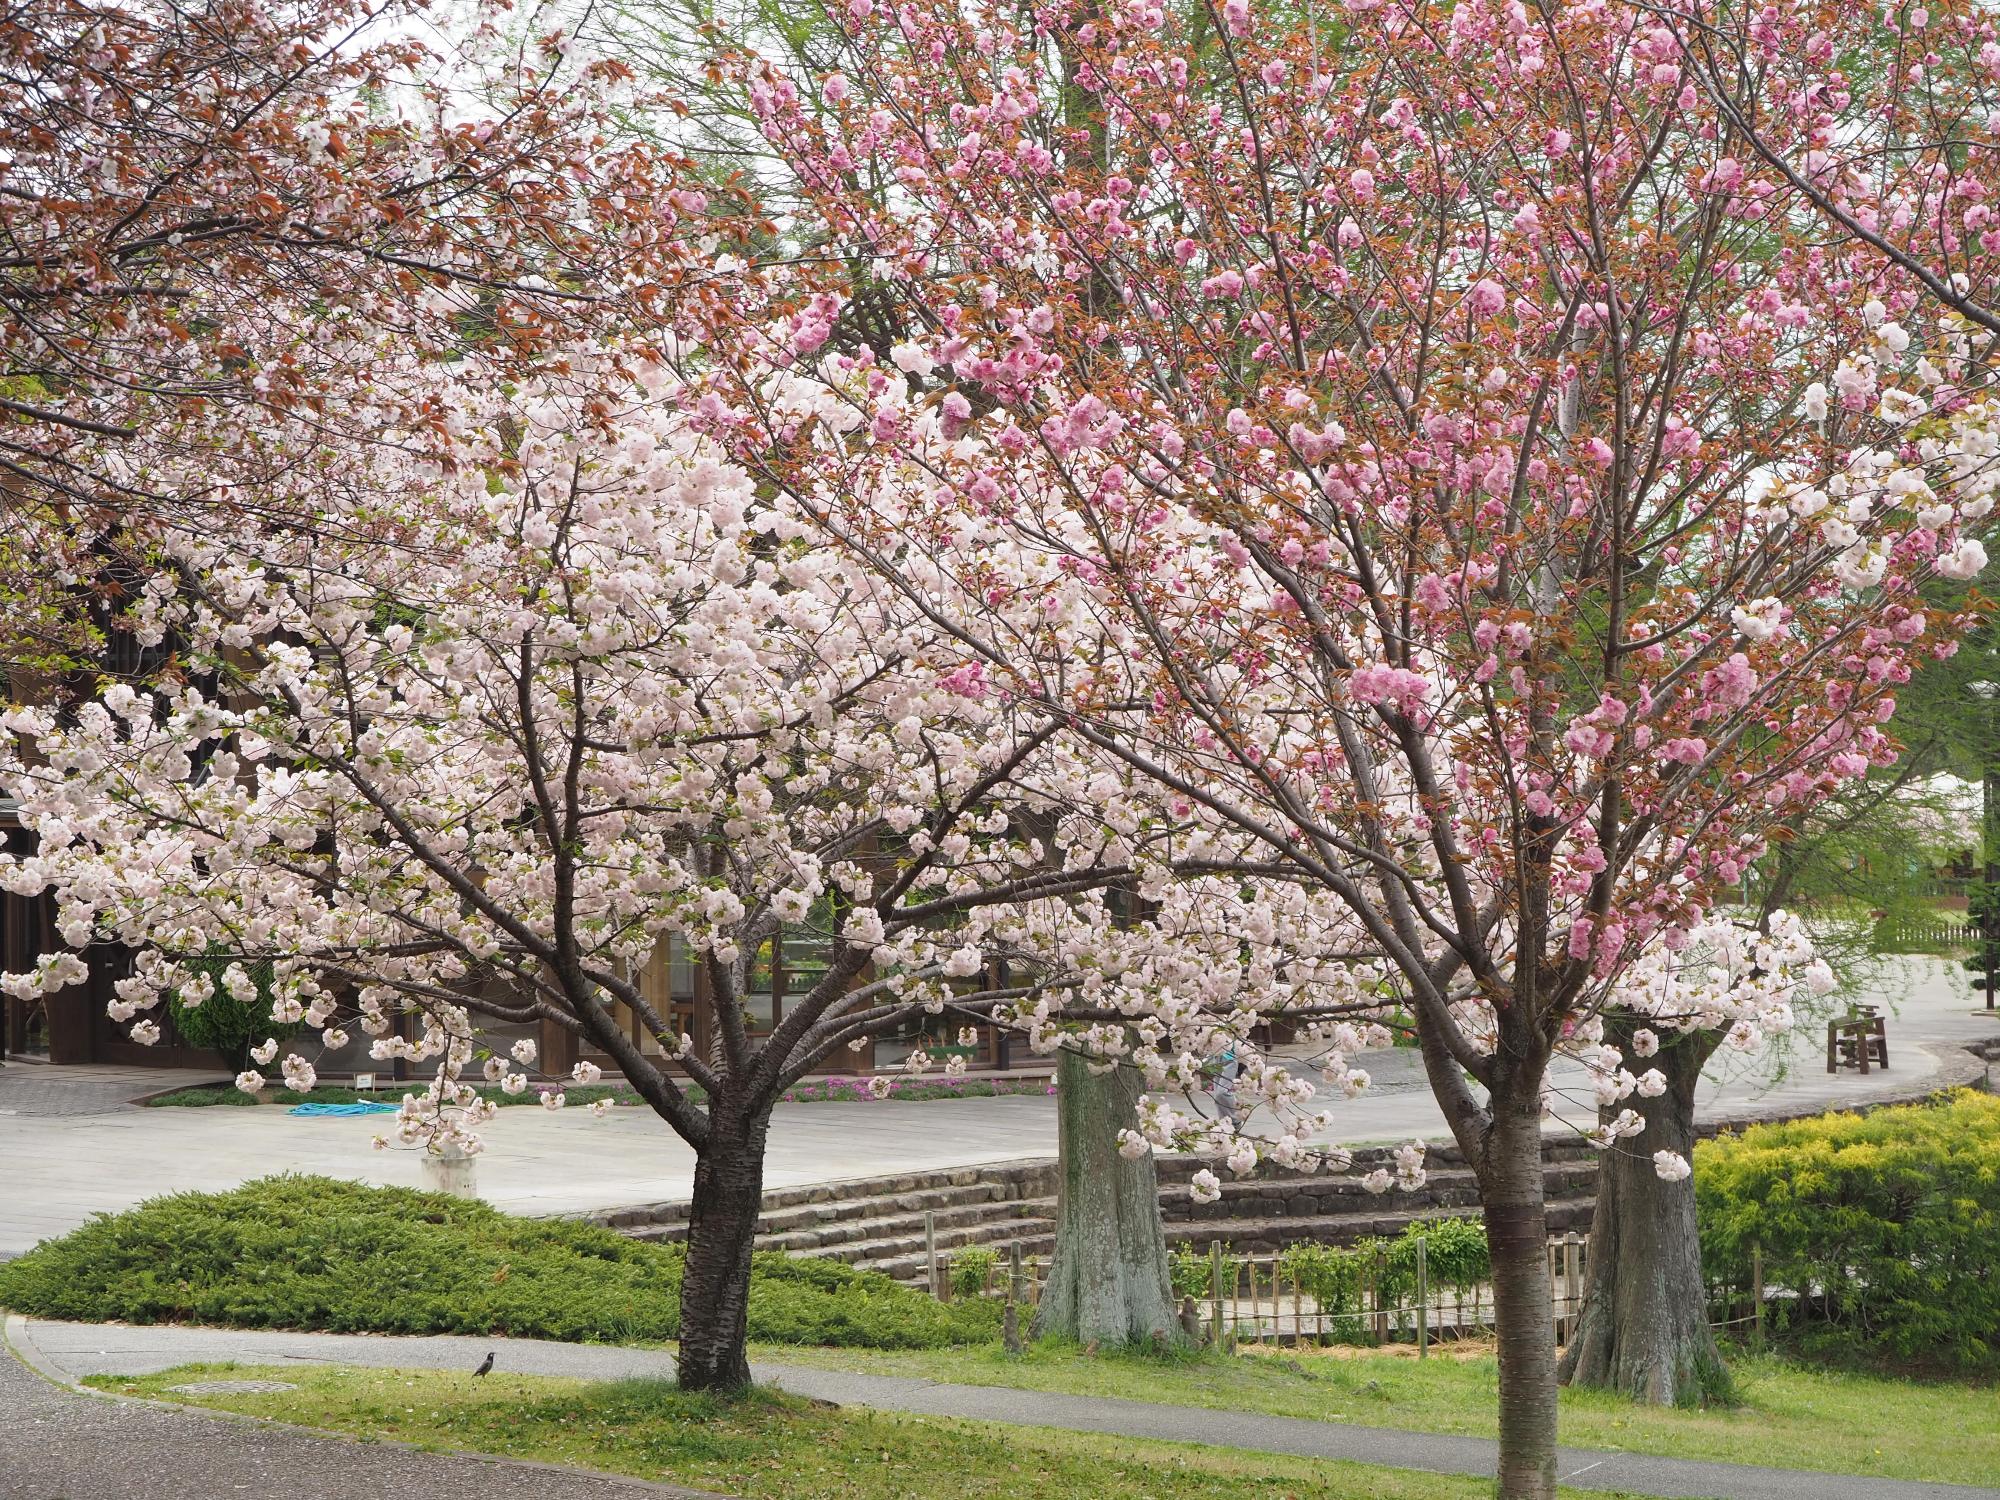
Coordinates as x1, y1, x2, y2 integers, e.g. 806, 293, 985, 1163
1696, 1090, 2000, 1366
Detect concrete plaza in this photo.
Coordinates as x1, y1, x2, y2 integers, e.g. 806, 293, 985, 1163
1, 956, 1993, 1259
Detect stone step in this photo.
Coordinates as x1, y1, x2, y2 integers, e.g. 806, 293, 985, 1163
1148, 1134, 1599, 1186
807, 1214, 1060, 1274
753, 1180, 1016, 1237
857, 1231, 1060, 1286
620, 1187, 1034, 1248
1161, 1161, 1597, 1222
600, 1143, 1599, 1263
760, 1196, 1046, 1255
1162, 1196, 1598, 1256
592, 1156, 1057, 1234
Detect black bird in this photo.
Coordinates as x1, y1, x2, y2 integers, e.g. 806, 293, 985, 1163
473, 1352, 495, 1378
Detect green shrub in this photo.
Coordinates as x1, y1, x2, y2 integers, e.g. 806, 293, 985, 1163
1278, 1242, 1364, 1319
948, 1246, 1000, 1297
0, 1176, 1000, 1351
1278, 1218, 1490, 1341
166, 950, 296, 1072
1169, 1243, 1237, 1300
1401, 1216, 1491, 1295
1696, 1090, 2000, 1369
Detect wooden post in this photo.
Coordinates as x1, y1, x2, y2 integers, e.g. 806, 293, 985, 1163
1554, 1235, 1565, 1343
1003, 1241, 1025, 1355
1371, 1247, 1386, 1345
1208, 1240, 1225, 1349
1752, 1241, 1765, 1350
1359, 1254, 1371, 1346
1415, 1235, 1429, 1359
1290, 1260, 1303, 1346
925, 1210, 939, 1300
1562, 1233, 1581, 1346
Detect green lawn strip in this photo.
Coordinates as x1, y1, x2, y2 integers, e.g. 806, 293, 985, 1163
751, 1340, 2000, 1489
87, 1364, 1649, 1500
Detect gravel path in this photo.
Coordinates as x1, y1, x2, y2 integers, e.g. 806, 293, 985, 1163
13, 1317, 1998, 1500
2, 1323, 722, 1499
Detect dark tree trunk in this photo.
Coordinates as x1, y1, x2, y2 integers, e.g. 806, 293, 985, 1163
1481, 1079, 1559, 1500
1560, 1029, 1729, 1405
1032, 1049, 1181, 1347
676, 1108, 771, 1393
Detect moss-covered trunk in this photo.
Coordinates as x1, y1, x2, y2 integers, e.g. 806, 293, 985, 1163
1031, 1048, 1180, 1347
1560, 1031, 1728, 1405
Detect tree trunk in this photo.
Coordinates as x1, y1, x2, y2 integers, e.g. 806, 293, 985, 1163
1481, 1084, 1559, 1500
1560, 1031, 1729, 1405
1032, 1049, 1181, 1347
676, 1108, 771, 1393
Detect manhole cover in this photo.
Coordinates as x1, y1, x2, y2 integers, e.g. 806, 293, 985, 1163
168, 1380, 298, 1395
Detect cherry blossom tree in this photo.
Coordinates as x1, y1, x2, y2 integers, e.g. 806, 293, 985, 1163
0, 0, 687, 679
671, 0, 2000, 1487
5, 0, 1403, 1369
0, 350, 1405, 1387
1667, 0, 2000, 340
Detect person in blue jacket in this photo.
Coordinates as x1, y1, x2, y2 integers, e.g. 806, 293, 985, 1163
1212, 1043, 1245, 1128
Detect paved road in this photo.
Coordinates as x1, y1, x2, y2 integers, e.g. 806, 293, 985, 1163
0, 1322, 720, 1499
3, 958, 1994, 1258
13, 1317, 1997, 1500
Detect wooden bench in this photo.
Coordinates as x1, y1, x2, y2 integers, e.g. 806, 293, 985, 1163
1825, 1005, 1888, 1074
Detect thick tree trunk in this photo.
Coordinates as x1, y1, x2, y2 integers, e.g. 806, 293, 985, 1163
1031, 1049, 1181, 1347
1560, 1032, 1729, 1405
676, 1109, 771, 1393
1481, 1085, 1559, 1500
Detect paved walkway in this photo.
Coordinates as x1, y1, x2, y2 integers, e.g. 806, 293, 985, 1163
12, 1318, 1997, 1500
0, 1320, 720, 1499
0, 1062, 220, 1117
3, 958, 1994, 1258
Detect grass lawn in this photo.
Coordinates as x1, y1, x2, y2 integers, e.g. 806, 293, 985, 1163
754, 1338, 2000, 1489
90, 1363, 1650, 1500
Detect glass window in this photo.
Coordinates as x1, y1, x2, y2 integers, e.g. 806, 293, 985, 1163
743, 936, 777, 1032
781, 926, 834, 1003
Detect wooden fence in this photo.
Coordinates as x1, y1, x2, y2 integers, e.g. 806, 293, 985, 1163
930, 1222, 1769, 1355
1874, 913, 1979, 952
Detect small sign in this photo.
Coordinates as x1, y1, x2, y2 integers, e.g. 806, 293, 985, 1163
352, 1072, 376, 1092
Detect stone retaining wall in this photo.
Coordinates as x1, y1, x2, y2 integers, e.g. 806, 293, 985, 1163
587, 1157, 1057, 1233
584, 1036, 1998, 1246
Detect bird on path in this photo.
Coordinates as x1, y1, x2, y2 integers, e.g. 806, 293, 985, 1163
473, 1352, 495, 1378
